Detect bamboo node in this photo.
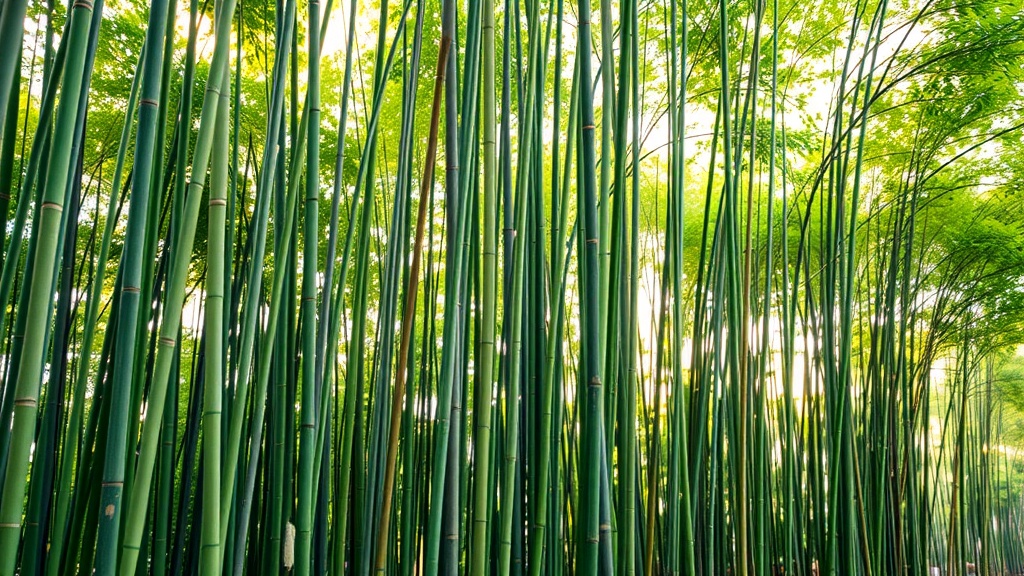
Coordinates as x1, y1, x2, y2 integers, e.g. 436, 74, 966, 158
41, 202, 63, 212
209, 198, 228, 206
14, 398, 37, 407
140, 98, 159, 107
158, 337, 177, 346
589, 376, 602, 387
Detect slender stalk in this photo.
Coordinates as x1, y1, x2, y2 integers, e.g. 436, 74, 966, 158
0, 2, 98, 572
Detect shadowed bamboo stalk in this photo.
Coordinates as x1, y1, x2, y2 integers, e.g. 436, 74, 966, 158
576, 0, 605, 569
496, 0, 541, 567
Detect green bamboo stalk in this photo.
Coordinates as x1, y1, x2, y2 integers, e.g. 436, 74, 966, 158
468, 0, 498, 565
576, 0, 603, 567
44, 26, 143, 576
116, 0, 237, 569
0, 0, 98, 571
495, 0, 545, 573
0, 50, 20, 255
0, 0, 29, 140
20, 4, 109, 561
202, 65, 232, 575
294, 0, 322, 567
527, 3, 576, 573
420, 0, 477, 569
620, 0, 642, 570
597, 0, 615, 380
438, 0, 464, 570
0, 21, 69, 463
217, 0, 304, 546
93, 0, 170, 566
20, 122, 80, 576
373, 20, 444, 573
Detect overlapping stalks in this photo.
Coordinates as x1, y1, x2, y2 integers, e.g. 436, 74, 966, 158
0, 0, 1022, 574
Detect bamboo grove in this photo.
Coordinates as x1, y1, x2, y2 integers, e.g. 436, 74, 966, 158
0, 0, 1023, 572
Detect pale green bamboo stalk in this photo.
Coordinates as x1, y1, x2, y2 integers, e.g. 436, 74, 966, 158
0, 1, 97, 572
216, 0, 300, 542
116, 0, 237, 569
202, 64, 231, 576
